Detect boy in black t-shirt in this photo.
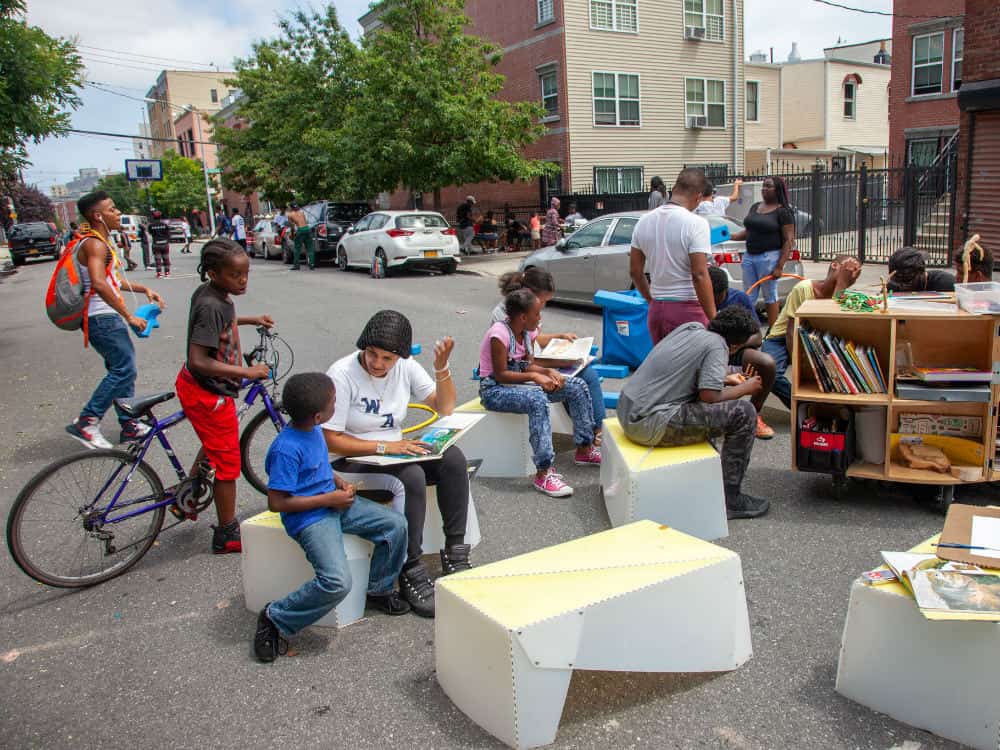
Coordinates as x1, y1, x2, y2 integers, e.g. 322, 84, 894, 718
887, 246, 956, 292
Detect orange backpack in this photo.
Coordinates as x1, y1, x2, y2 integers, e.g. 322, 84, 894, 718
44, 230, 114, 346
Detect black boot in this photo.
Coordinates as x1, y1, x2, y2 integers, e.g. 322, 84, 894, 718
440, 543, 472, 575
399, 561, 435, 618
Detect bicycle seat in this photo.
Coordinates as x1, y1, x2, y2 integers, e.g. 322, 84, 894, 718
115, 391, 175, 418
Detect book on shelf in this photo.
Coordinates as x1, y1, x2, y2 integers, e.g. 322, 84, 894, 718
909, 366, 993, 383
351, 413, 484, 466
797, 324, 886, 395
880, 550, 1000, 622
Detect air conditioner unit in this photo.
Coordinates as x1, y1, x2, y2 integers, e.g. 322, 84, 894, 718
685, 26, 706, 39
688, 115, 708, 128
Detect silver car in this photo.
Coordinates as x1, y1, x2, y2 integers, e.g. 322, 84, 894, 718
518, 210, 805, 306
250, 219, 282, 260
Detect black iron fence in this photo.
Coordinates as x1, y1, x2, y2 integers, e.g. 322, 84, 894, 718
480, 151, 958, 267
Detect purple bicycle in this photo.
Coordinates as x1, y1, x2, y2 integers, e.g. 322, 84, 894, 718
6, 327, 292, 588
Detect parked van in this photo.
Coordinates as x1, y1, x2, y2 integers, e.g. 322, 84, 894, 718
119, 214, 146, 244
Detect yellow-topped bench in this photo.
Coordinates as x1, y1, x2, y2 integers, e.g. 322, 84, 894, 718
836, 534, 1000, 750
454, 397, 574, 478
435, 520, 752, 749
600, 416, 728, 541
241, 511, 373, 628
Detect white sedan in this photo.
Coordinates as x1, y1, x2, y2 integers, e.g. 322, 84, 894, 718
335, 211, 460, 277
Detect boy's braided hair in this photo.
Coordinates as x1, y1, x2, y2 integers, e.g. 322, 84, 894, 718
198, 237, 246, 282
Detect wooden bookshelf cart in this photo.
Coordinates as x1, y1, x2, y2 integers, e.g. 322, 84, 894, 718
790, 298, 1000, 509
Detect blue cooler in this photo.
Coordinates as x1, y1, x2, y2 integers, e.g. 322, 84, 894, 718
593, 289, 653, 370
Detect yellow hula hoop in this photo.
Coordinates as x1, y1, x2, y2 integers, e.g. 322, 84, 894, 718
402, 403, 439, 434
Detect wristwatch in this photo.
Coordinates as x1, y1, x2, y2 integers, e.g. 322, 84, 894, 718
375, 442, 386, 455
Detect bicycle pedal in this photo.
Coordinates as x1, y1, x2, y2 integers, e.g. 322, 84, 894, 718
168, 504, 186, 521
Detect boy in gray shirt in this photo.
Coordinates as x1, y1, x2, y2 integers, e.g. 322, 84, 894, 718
618, 306, 769, 519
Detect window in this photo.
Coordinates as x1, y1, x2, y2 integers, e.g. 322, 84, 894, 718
590, 0, 638, 33
540, 69, 558, 118
831, 156, 848, 171
593, 72, 640, 126
843, 81, 856, 119
683, 0, 724, 41
952, 28, 963, 91
609, 217, 638, 246
745, 81, 759, 122
210, 89, 218, 103
566, 218, 614, 248
685, 78, 726, 127
912, 32, 944, 96
594, 167, 644, 193
543, 166, 562, 196
907, 138, 938, 166
537, 0, 553, 24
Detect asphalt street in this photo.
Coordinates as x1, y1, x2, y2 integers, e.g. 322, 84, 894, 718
0, 245, 984, 750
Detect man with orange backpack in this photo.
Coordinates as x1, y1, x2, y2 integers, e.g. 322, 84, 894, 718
65, 191, 164, 449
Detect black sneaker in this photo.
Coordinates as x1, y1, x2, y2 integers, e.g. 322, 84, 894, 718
212, 519, 242, 554
726, 493, 770, 519
253, 607, 287, 663
119, 419, 151, 444
440, 544, 472, 576
366, 590, 411, 616
399, 561, 435, 618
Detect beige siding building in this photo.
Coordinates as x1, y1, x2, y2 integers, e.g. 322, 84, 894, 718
745, 40, 892, 172
145, 71, 235, 158
562, 0, 746, 191
744, 63, 781, 150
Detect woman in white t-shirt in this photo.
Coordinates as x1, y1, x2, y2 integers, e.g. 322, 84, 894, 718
323, 310, 468, 619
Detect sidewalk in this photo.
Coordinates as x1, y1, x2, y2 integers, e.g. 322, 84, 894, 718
460, 248, 892, 290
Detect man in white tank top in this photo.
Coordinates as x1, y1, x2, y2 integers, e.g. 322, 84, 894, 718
66, 190, 165, 450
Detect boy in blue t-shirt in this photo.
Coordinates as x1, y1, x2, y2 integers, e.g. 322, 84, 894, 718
253, 372, 409, 663
709, 266, 776, 440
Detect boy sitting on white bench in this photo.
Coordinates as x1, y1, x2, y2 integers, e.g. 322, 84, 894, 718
252, 373, 409, 663
616, 307, 770, 520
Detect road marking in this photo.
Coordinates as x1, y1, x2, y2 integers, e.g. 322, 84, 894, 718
1, 611, 203, 663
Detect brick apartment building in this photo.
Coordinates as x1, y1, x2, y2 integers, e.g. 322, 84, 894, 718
365, 0, 747, 219
888, 0, 964, 166
145, 71, 235, 158
953, 0, 1000, 261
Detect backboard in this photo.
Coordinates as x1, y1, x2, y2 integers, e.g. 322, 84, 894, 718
125, 159, 163, 182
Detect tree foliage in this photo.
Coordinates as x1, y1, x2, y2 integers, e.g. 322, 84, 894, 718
344, 0, 555, 203
0, 177, 54, 223
148, 151, 209, 218
216, 1, 554, 205
214, 6, 359, 203
96, 173, 144, 215
0, 0, 85, 178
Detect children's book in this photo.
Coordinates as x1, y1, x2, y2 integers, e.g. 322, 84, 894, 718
352, 413, 485, 466
881, 550, 1000, 621
911, 366, 993, 383
533, 336, 594, 363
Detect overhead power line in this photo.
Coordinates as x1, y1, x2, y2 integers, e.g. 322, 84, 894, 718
68, 127, 217, 146
810, 0, 950, 20
76, 43, 217, 68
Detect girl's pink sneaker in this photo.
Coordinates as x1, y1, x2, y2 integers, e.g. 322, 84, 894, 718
533, 469, 573, 497
574, 445, 602, 466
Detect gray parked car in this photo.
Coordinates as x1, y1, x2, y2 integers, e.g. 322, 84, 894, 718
250, 219, 282, 259
518, 210, 805, 307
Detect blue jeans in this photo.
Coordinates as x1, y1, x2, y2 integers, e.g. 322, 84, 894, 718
480, 376, 594, 471
267, 497, 407, 637
761, 337, 791, 408
742, 249, 781, 304
576, 363, 607, 428
81, 314, 137, 426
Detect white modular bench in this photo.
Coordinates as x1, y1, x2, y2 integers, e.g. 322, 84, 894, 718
435, 521, 752, 749
242, 487, 481, 628
454, 398, 574, 478
836, 536, 1000, 750
600, 417, 728, 541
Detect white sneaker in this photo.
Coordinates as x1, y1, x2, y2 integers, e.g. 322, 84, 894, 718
66, 417, 113, 450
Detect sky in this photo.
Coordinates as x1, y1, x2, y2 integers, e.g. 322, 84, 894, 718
23, 0, 892, 195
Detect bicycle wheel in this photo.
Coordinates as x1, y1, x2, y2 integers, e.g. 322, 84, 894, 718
240, 404, 288, 496
6, 450, 166, 588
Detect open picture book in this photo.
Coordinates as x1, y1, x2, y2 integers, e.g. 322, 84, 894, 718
532, 336, 594, 377
880, 550, 1000, 621
351, 412, 485, 467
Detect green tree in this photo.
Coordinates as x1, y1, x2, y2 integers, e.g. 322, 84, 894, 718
149, 151, 209, 218
344, 0, 555, 206
0, 0, 84, 178
214, 6, 360, 203
95, 173, 144, 214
